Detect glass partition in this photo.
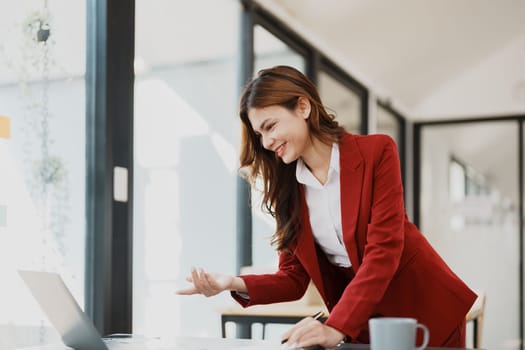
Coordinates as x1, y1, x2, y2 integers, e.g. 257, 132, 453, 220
0, 0, 86, 347
420, 121, 519, 350
133, 0, 240, 338
318, 71, 361, 134
376, 103, 401, 148
254, 25, 305, 75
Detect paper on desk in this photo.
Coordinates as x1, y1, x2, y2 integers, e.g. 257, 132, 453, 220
234, 341, 322, 350
232, 340, 280, 349
155, 338, 280, 350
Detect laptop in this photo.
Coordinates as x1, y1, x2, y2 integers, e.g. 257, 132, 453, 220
18, 270, 155, 350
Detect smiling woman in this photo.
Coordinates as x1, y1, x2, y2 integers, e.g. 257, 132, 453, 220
248, 100, 312, 164
177, 65, 477, 348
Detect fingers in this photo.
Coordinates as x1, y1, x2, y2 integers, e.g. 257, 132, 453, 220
177, 267, 220, 297
199, 269, 216, 296
175, 286, 199, 295
192, 267, 212, 296
190, 267, 203, 291
175, 270, 198, 295
282, 319, 345, 348
175, 273, 197, 295
281, 315, 309, 340
281, 316, 320, 346
202, 270, 217, 291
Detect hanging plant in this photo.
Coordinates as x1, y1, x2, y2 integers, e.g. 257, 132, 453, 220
23, 10, 52, 43
16, 7, 71, 257
33, 155, 66, 187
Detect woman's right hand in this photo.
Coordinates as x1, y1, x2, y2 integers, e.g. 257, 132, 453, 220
176, 267, 239, 297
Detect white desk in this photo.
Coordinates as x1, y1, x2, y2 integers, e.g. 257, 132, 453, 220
15, 336, 481, 350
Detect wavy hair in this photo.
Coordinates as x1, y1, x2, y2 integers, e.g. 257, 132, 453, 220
238, 65, 345, 251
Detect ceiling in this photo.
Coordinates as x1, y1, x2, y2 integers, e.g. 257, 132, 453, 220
1, 0, 524, 122
256, 0, 525, 120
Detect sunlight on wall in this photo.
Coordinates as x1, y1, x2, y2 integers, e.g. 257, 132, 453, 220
0, 138, 63, 347
210, 131, 238, 174
143, 170, 181, 280
133, 77, 239, 338
135, 79, 210, 168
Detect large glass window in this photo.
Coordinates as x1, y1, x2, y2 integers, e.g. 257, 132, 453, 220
0, 1, 86, 348
133, 0, 240, 338
253, 25, 305, 75
318, 71, 361, 134
421, 122, 519, 349
376, 103, 402, 147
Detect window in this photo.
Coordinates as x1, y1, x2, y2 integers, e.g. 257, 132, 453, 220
0, 1, 86, 347
318, 71, 361, 134
421, 122, 519, 349
133, 0, 240, 338
376, 103, 402, 148
253, 25, 305, 74
449, 158, 466, 203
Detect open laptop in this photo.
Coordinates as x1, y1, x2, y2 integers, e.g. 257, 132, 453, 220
18, 270, 155, 350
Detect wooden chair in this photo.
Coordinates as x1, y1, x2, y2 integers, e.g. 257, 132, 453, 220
466, 291, 486, 348
219, 265, 327, 339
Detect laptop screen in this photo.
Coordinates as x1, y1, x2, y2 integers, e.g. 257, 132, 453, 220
18, 270, 108, 350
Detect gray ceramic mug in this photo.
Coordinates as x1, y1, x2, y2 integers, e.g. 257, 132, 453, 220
369, 317, 429, 350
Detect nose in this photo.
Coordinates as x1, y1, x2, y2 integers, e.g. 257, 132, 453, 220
261, 133, 274, 150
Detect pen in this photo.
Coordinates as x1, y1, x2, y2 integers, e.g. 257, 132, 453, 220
281, 311, 325, 344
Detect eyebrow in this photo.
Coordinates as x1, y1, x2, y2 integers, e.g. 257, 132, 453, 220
256, 118, 271, 133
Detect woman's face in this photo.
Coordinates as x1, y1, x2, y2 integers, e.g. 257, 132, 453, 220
248, 98, 311, 164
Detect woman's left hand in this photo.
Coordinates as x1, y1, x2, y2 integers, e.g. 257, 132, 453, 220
281, 316, 345, 348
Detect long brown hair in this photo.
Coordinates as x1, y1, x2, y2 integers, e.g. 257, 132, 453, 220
239, 65, 345, 251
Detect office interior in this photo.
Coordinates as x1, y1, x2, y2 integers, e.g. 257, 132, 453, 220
0, 0, 524, 349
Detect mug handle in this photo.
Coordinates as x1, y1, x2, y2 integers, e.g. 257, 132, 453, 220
415, 323, 430, 350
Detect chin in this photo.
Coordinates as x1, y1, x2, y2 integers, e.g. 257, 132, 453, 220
280, 154, 298, 164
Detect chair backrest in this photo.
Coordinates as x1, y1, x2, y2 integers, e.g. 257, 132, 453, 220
466, 291, 486, 348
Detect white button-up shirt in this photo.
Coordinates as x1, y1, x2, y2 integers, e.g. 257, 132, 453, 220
296, 143, 351, 267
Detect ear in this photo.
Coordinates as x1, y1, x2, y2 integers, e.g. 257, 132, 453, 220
296, 96, 311, 119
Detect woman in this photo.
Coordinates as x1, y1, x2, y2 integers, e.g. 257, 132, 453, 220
177, 65, 476, 348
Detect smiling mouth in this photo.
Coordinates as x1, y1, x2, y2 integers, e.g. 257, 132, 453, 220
275, 143, 286, 157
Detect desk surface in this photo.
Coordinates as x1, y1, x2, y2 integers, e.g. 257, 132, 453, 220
15, 336, 480, 350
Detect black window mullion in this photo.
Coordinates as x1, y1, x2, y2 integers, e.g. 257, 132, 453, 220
237, 0, 255, 276
86, 0, 135, 336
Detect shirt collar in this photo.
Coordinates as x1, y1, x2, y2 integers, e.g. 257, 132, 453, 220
296, 143, 340, 186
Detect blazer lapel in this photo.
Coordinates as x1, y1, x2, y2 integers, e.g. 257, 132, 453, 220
339, 134, 364, 270
294, 186, 326, 299
293, 133, 363, 298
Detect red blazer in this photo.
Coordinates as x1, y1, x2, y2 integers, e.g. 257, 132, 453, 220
233, 133, 476, 346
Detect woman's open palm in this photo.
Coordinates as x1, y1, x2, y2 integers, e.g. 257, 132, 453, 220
176, 268, 234, 297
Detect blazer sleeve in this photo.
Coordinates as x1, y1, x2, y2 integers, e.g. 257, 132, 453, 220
231, 249, 310, 307
326, 136, 405, 339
